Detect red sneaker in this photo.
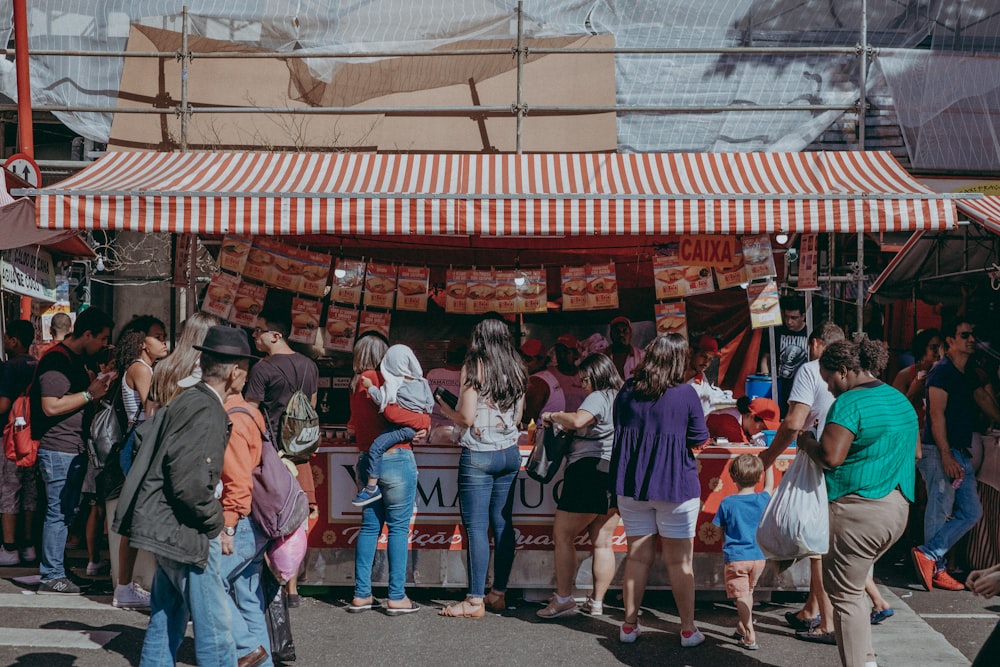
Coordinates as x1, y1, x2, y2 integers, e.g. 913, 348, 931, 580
932, 570, 966, 591
912, 548, 935, 591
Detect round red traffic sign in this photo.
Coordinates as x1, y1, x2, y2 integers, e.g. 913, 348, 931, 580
4, 152, 42, 187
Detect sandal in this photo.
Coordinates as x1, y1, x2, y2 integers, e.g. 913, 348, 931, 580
484, 591, 506, 613
439, 598, 485, 618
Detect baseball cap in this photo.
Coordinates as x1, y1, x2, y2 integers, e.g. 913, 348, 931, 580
555, 333, 578, 349
609, 316, 631, 327
694, 334, 720, 356
520, 339, 546, 358
745, 397, 780, 431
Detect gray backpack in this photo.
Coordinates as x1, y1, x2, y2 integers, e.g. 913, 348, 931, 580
278, 388, 320, 463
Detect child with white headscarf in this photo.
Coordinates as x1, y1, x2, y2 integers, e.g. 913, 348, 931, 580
353, 344, 435, 507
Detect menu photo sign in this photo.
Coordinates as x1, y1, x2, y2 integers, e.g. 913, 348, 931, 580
396, 266, 430, 312
228, 282, 268, 329
294, 247, 333, 298
652, 255, 690, 300
289, 297, 322, 344
797, 233, 819, 291
324, 305, 359, 353
561, 266, 588, 311
517, 268, 547, 314
494, 270, 519, 314
363, 262, 397, 309
714, 249, 749, 291
331, 258, 366, 305
586, 262, 619, 310
654, 301, 688, 339
445, 269, 470, 314
242, 238, 282, 284
202, 272, 241, 319
218, 235, 252, 274
747, 280, 782, 329
741, 234, 777, 280
359, 310, 391, 340
467, 269, 496, 314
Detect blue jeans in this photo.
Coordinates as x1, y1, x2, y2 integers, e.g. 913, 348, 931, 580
141, 536, 236, 667
37, 449, 87, 581
354, 447, 417, 601
458, 446, 520, 598
220, 517, 271, 666
917, 445, 983, 567
366, 426, 416, 480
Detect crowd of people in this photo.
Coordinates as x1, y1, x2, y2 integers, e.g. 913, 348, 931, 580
2, 300, 1000, 666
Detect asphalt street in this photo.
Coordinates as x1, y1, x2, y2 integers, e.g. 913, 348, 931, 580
0, 544, 993, 667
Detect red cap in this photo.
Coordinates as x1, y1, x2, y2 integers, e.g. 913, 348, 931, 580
746, 398, 781, 431
610, 316, 631, 327
555, 333, 578, 349
520, 339, 545, 358
694, 334, 720, 356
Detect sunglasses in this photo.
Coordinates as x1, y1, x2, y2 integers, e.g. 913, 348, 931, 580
958, 331, 975, 340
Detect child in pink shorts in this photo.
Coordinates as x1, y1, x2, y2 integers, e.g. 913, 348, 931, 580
712, 453, 775, 650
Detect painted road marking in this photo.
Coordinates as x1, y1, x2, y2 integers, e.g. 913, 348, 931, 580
0, 628, 119, 649
921, 613, 999, 619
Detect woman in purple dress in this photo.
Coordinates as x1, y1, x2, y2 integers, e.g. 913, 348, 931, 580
610, 333, 710, 648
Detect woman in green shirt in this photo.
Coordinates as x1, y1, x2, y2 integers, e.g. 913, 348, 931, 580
797, 338, 918, 667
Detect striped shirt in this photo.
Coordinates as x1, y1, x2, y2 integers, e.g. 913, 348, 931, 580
824, 382, 917, 502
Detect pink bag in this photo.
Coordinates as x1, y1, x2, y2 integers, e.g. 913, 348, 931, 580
267, 522, 308, 583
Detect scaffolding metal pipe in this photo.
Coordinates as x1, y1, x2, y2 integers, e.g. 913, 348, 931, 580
515, 0, 524, 154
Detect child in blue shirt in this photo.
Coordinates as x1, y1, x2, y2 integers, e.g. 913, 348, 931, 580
713, 453, 775, 650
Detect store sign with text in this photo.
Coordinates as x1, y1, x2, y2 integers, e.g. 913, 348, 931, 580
677, 235, 738, 267
0, 245, 57, 300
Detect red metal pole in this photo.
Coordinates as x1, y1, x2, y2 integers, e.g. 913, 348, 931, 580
13, 0, 34, 158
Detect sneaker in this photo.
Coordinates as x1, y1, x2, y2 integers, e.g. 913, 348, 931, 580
619, 622, 641, 643
536, 597, 578, 619
580, 597, 604, 616
19, 546, 36, 562
287, 593, 301, 608
680, 629, 706, 648
932, 570, 966, 591
38, 578, 81, 595
912, 547, 935, 592
870, 607, 895, 624
0, 546, 19, 566
86, 559, 110, 576
351, 486, 383, 507
113, 582, 151, 609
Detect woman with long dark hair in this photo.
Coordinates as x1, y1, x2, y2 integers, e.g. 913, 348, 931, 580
437, 318, 527, 618
610, 333, 709, 647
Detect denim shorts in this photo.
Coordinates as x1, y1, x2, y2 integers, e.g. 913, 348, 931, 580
617, 495, 700, 539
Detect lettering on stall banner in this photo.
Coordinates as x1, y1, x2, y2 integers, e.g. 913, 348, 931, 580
333, 524, 631, 551
678, 236, 736, 267
0, 245, 57, 301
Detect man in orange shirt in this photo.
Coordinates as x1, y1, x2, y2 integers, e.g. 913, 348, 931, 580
220, 393, 271, 667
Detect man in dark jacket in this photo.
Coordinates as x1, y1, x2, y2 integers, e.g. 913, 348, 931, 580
114, 326, 256, 666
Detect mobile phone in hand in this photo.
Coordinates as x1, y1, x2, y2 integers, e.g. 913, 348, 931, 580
434, 386, 458, 410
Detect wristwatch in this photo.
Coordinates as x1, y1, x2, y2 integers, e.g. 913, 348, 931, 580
222, 526, 236, 536
82, 390, 93, 402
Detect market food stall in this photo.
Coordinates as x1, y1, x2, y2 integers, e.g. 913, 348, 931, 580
24, 149, 959, 590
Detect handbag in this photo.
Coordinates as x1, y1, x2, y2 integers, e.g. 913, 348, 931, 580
262, 566, 296, 662
756, 453, 830, 560
526, 423, 572, 484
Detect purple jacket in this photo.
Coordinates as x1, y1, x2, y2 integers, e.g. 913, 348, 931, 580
610, 380, 709, 503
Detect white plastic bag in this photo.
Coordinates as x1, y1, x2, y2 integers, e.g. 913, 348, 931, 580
756, 454, 829, 560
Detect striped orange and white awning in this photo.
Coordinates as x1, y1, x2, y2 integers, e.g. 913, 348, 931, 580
958, 196, 1000, 235
31, 150, 957, 236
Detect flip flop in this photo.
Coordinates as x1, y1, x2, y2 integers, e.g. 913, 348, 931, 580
385, 600, 420, 616
346, 598, 383, 613
870, 607, 894, 624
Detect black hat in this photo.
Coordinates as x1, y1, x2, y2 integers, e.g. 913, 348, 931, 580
193, 325, 255, 359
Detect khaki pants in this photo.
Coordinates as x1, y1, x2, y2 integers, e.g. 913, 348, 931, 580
105, 497, 156, 591
823, 490, 908, 667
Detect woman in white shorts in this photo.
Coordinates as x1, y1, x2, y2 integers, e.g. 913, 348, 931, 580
609, 333, 710, 647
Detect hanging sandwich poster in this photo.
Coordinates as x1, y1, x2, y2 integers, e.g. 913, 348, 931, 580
331, 258, 366, 305
228, 282, 268, 328
517, 268, 547, 314
741, 234, 777, 280
586, 262, 619, 310
243, 243, 276, 283
714, 247, 749, 291
272, 251, 307, 294
295, 247, 333, 298
684, 266, 715, 296
289, 298, 322, 344
654, 302, 688, 339
396, 266, 430, 312
797, 234, 819, 291
467, 269, 496, 315
202, 272, 241, 320
218, 235, 252, 274
652, 255, 688, 300
359, 310, 391, 340
747, 280, 782, 329
561, 266, 588, 311
445, 269, 470, 314
364, 262, 397, 309
493, 270, 518, 314
323, 305, 359, 353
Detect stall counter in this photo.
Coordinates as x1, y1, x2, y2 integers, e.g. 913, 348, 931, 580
302, 436, 808, 592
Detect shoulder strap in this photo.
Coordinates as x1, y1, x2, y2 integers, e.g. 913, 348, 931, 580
25, 343, 72, 398
226, 405, 267, 438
